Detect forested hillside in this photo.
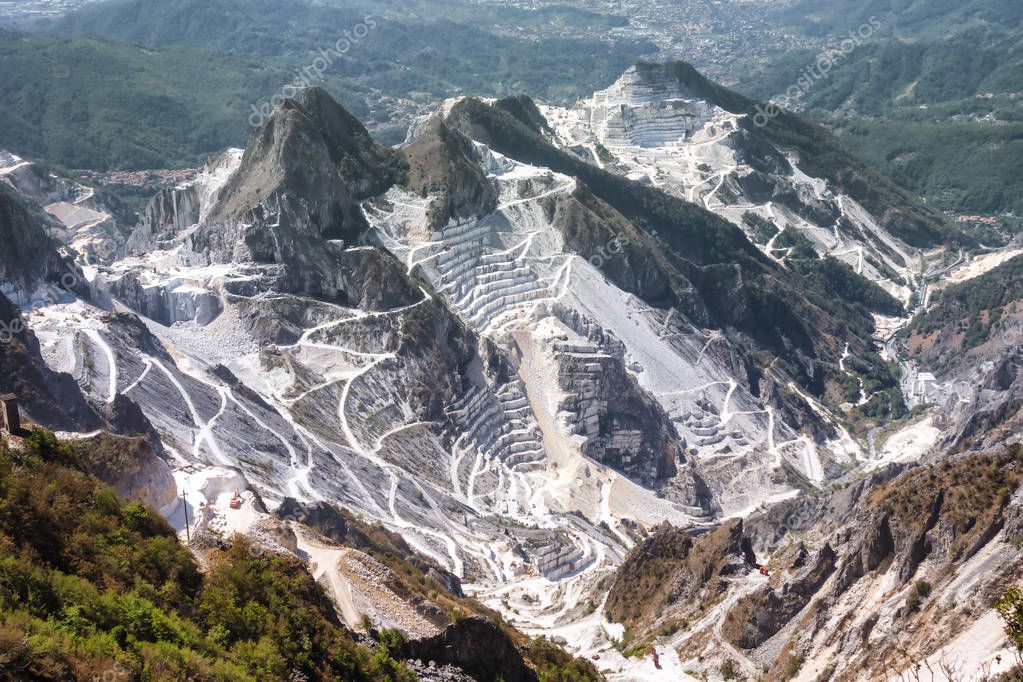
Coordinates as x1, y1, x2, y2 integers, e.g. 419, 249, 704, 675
734, 13, 1023, 216
0, 31, 321, 170
55, 0, 653, 105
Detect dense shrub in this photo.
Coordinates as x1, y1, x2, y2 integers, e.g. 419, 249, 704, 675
0, 430, 413, 681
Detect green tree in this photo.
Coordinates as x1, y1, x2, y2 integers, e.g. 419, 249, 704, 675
996, 586, 1023, 651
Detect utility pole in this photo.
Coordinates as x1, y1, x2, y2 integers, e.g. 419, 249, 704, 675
182, 492, 190, 544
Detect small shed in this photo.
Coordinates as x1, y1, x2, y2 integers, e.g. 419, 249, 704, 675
1, 394, 20, 434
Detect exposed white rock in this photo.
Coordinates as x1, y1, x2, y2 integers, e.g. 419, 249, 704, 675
0, 149, 129, 263
541, 68, 928, 303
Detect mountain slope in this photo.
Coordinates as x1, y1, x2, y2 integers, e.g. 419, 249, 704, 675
18, 77, 926, 535
0, 426, 602, 681
630, 61, 961, 248
0, 183, 177, 440
778, 0, 1022, 39
833, 116, 1023, 217
530, 61, 960, 313
906, 253, 1023, 374
604, 445, 1023, 679
0, 429, 415, 681
445, 89, 904, 406
739, 33, 1023, 114
0, 292, 103, 433
6, 68, 1020, 680
0, 180, 75, 305
1, 150, 138, 261
734, 32, 1023, 216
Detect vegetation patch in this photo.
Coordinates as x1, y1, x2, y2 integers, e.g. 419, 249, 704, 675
906, 254, 1023, 370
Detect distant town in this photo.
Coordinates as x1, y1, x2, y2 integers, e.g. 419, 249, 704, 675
473, 0, 818, 82
74, 168, 198, 189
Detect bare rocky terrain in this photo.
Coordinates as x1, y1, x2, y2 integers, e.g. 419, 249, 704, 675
1, 60, 1021, 681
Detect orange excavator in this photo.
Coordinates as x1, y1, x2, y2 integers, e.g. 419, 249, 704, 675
229, 491, 242, 509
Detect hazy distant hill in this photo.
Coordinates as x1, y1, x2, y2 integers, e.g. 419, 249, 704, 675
778, 0, 1022, 38
735, 3, 1023, 217
0, 30, 333, 170
53, 0, 655, 103
6, 0, 653, 169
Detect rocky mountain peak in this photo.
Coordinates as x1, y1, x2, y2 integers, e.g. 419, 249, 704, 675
401, 113, 497, 229
202, 87, 404, 248
206, 96, 362, 238
610, 61, 709, 101
294, 86, 407, 198
493, 94, 553, 135
131, 91, 421, 308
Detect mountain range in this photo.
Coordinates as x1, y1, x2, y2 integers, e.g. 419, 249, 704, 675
1, 55, 1022, 681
